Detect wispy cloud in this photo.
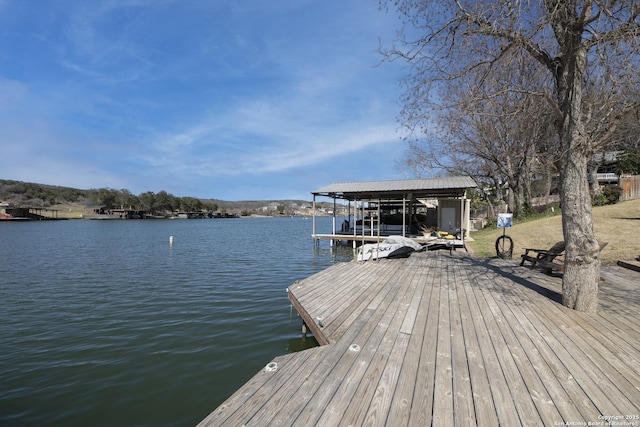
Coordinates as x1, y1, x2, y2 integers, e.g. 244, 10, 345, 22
0, 0, 407, 199
59, 1, 163, 83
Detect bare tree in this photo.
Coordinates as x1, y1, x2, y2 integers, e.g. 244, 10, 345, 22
382, 0, 640, 312
416, 51, 557, 215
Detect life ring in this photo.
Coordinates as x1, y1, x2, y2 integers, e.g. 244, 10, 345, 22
495, 235, 514, 259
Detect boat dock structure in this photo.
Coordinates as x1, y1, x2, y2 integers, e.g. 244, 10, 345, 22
0, 204, 64, 220
198, 251, 640, 426
309, 177, 478, 246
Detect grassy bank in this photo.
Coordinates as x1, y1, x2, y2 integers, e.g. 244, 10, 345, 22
49, 203, 86, 219
467, 198, 640, 265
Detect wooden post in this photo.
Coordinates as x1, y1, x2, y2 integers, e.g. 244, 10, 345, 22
402, 196, 407, 237
312, 195, 317, 246
460, 197, 464, 235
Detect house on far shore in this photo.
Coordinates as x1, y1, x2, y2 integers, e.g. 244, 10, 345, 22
310, 176, 477, 245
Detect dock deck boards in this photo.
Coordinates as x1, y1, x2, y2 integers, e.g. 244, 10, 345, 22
198, 252, 640, 426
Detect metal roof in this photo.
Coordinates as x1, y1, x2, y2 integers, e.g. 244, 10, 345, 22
312, 176, 477, 200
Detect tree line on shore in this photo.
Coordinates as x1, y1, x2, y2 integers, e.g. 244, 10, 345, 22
0, 179, 316, 216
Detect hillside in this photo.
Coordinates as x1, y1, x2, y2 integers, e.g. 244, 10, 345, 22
0, 178, 334, 217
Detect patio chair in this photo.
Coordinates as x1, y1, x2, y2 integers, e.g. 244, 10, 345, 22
520, 241, 565, 268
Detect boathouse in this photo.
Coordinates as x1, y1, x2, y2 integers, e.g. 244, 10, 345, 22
0, 204, 62, 220
310, 176, 477, 244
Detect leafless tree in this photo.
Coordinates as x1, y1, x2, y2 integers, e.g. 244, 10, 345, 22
382, 0, 640, 312
402, 50, 558, 215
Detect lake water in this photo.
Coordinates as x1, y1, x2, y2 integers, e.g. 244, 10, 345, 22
0, 217, 353, 427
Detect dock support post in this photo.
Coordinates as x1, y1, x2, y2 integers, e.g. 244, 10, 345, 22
332, 198, 337, 233
402, 196, 407, 237
312, 195, 318, 247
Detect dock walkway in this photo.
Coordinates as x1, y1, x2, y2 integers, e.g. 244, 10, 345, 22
198, 251, 640, 426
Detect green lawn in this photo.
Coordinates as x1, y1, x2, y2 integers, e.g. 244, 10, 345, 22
467, 198, 640, 265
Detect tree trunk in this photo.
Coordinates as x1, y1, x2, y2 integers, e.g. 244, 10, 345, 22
588, 161, 601, 196
523, 160, 533, 209
542, 166, 553, 203
558, 39, 601, 313
507, 187, 516, 213
560, 150, 601, 312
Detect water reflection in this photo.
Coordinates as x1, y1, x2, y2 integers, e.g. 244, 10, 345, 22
0, 217, 345, 427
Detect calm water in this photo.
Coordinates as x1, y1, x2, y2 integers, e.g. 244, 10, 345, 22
0, 217, 352, 427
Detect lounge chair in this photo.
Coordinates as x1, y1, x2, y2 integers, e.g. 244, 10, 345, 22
520, 241, 565, 268
521, 241, 608, 276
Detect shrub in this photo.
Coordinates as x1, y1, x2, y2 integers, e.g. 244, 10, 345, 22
592, 185, 621, 206
592, 193, 608, 206
485, 216, 498, 229
514, 204, 535, 220
602, 185, 621, 204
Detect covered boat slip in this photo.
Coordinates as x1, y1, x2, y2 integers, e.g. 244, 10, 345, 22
310, 177, 477, 245
198, 252, 640, 426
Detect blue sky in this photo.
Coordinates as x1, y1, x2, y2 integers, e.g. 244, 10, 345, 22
0, 0, 411, 201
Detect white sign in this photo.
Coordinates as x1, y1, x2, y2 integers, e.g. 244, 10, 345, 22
497, 213, 513, 228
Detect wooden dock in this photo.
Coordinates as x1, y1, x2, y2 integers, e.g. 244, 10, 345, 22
198, 251, 640, 426
311, 233, 466, 252
312, 233, 388, 245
